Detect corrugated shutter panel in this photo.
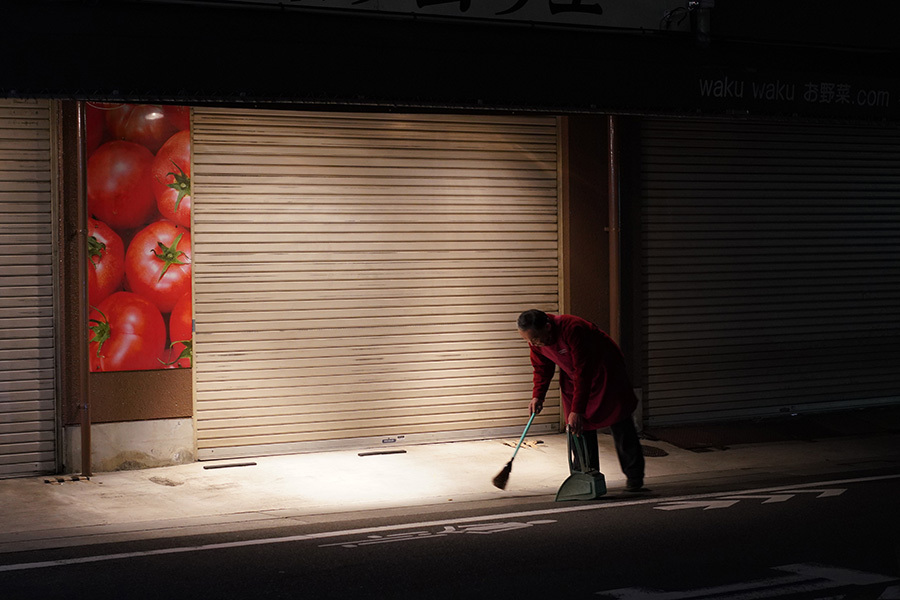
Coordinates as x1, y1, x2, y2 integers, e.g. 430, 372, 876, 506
192, 109, 560, 459
0, 99, 56, 477
641, 118, 900, 425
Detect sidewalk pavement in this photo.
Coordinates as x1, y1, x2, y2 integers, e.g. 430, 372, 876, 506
2, 428, 899, 554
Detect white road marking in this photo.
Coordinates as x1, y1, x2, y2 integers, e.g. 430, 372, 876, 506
655, 487, 848, 510
597, 562, 898, 599
318, 519, 558, 548
1, 473, 898, 572
720, 494, 795, 503
780, 488, 846, 498
653, 500, 741, 511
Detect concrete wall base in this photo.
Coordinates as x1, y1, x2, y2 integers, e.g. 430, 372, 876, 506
64, 419, 195, 474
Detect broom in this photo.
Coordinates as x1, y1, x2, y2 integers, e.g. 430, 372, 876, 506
492, 412, 537, 490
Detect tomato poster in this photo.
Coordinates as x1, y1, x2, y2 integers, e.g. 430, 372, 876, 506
85, 103, 193, 372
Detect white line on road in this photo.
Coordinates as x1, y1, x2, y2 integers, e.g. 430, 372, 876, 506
654, 499, 742, 511
317, 519, 559, 548
1, 473, 898, 573
597, 562, 898, 599
779, 488, 846, 498
655, 486, 850, 510
721, 494, 795, 503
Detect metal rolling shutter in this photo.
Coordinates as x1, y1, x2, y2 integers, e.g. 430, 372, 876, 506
192, 109, 560, 459
0, 99, 56, 477
641, 118, 900, 425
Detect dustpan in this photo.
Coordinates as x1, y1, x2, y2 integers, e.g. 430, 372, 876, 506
555, 430, 607, 501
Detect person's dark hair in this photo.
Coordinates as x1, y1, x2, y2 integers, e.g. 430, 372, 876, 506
517, 309, 549, 331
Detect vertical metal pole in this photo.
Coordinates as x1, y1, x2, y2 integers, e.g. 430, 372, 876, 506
607, 115, 621, 343
50, 101, 64, 473
74, 101, 91, 477
557, 116, 570, 316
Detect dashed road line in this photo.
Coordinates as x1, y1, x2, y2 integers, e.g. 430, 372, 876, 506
1, 473, 897, 572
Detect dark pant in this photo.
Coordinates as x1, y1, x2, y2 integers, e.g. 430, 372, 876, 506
578, 417, 645, 482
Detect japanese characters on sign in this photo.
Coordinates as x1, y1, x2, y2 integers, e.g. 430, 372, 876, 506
298, 0, 606, 24
140, 0, 695, 31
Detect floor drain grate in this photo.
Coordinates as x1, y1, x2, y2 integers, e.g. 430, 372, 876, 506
44, 476, 90, 484
203, 462, 257, 470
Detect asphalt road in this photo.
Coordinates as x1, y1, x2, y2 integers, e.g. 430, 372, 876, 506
2, 469, 899, 599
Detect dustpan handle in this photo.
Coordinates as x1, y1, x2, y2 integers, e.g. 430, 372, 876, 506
566, 430, 589, 473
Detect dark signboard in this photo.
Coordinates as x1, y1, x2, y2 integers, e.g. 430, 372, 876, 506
1, 2, 898, 122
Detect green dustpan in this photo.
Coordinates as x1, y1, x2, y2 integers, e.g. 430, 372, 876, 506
555, 430, 607, 501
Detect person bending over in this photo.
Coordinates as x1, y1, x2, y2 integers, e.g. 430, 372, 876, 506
517, 309, 645, 492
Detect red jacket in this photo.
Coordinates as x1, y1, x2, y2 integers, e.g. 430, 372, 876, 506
529, 314, 638, 429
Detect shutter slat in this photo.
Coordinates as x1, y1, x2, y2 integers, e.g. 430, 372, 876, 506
193, 108, 559, 458
641, 117, 900, 425
0, 99, 55, 478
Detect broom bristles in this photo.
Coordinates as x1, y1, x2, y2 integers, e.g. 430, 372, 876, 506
492, 460, 513, 490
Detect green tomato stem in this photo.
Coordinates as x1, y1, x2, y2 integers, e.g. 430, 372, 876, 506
166, 160, 191, 211
88, 235, 106, 267
87, 307, 110, 355
153, 232, 189, 282
159, 340, 193, 366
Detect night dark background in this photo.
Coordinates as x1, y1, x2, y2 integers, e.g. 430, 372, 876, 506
3, 0, 899, 118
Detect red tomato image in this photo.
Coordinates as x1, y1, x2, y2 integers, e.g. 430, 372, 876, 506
151, 130, 191, 228
125, 219, 192, 314
85, 103, 108, 156
88, 291, 167, 372
105, 104, 180, 153
163, 106, 190, 132
163, 292, 193, 368
87, 141, 158, 232
87, 217, 125, 305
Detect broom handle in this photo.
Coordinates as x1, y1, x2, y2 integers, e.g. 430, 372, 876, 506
510, 412, 537, 461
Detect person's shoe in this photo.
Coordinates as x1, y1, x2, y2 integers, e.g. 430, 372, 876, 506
625, 478, 644, 492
